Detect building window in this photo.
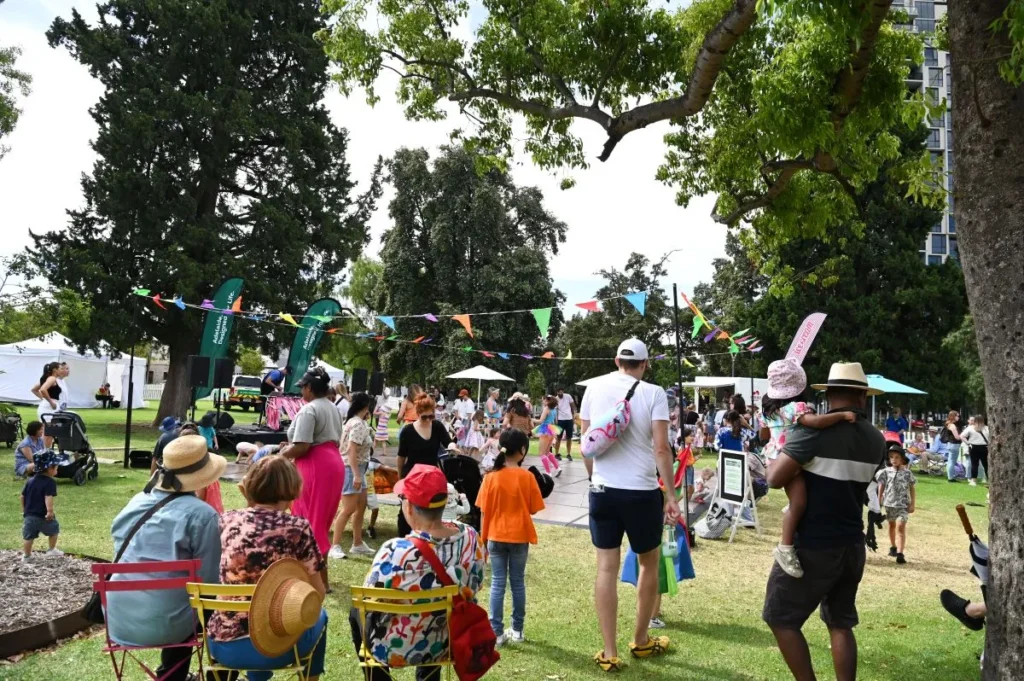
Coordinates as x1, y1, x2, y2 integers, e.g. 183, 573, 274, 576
163, 371, 169, 381
147, 371, 154, 384
932, 234, 947, 254
924, 47, 938, 66
915, 18, 937, 32
948, 214, 956, 233
926, 87, 941, 106
917, 2, 936, 19
928, 255, 943, 265
950, 237, 959, 260
930, 111, 945, 128
929, 68, 944, 87
930, 151, 943, 169
926, 129, 941, 149
930, 222, 943, 233
922, 252, 929, 264
947, 150, 954, 170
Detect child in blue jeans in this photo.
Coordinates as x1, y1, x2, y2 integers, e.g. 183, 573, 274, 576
22, 451, 62, 561
476, 429, 545, 645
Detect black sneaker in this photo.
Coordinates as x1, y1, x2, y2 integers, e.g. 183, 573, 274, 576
566, 454, 573, 462
888, 546, 898, 557
896, 552, 907, 564
940, 589, 984, 631
555, 454, 563, 461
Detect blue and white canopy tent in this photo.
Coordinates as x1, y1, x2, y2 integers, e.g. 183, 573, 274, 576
866, 374, 927, 425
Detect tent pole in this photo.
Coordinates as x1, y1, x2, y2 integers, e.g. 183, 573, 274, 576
672, 284, 693, 547
477, 378, 482, 409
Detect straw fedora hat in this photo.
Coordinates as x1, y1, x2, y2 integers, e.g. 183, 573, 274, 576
151, 434, 227, 493
250, 559, 324, 657
810, 362, 883, 396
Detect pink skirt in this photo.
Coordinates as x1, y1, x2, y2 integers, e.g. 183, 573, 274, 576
291, 440, 346, 555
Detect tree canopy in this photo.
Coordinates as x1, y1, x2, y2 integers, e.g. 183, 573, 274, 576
322, 256, 384, 374
0, 0, 32, 161
36, 0, 380, 420
374, 145, 565, 386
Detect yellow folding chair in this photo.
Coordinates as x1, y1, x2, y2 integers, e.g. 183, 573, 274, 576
187, 582, 324, 681
351, 585, 459, 680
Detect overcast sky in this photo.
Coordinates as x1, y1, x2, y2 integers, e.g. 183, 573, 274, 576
0, 0, 726, 311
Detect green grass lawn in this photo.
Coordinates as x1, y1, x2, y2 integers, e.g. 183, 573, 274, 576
0, 409, 990, 680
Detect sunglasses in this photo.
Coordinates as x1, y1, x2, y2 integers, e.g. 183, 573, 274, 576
420, 414, 436, 421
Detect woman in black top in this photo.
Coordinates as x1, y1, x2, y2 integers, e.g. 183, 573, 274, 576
395, 393, 451, 535
31, 362, 63, 448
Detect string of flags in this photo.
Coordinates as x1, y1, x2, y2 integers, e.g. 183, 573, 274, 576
680, 292, 764, 354
130, 288, 755, 365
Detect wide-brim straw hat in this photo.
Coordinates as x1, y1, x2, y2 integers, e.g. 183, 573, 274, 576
151, 434, 226, 493
810, 362, 883, 396
250, 558, 323, 657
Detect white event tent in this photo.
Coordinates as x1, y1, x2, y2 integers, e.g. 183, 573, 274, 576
0, 333, 147, 409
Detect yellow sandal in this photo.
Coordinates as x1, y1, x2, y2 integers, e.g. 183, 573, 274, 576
629, 635, 670, 658
594, 651, 623, 672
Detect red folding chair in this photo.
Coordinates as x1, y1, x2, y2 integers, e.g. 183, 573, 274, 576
91, 559, 204, 681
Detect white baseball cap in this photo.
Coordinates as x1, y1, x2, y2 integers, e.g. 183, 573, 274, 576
616, 338, 649, 361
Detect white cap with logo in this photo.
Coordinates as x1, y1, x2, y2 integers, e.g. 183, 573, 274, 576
616, 338, 649, 361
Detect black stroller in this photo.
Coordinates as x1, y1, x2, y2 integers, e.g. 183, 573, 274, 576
41, 411, 99, 486
0, 408, 22, 448
439, 453, 484, 531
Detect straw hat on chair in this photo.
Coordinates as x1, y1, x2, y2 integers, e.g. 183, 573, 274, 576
249, 558, 324, 657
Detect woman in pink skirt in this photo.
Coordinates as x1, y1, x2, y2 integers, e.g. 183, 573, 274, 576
280, 366, 346, 590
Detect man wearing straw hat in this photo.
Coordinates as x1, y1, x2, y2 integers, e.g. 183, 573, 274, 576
106, 435, 225, 681
763, 362, 886, 681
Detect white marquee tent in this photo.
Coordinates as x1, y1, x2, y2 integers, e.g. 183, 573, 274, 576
0, 333, 147, 409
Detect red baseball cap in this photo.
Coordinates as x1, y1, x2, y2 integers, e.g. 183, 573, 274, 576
394, 464, 448, 509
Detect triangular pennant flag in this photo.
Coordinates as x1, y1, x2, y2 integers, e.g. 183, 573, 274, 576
482, 351, 495, 358
326, 328, 337, 334
541, 351, 555, 359
462, 345, 473, 352
386, 335, 398, 341
729, 341, 740, 354
200, 299, 214, 310
680, 291, 700, 316
624, 292, 647, 315
522, 354, 534, 360
717, 331, 730, 340
133, 288, 151, 296
172, 296, 185, 310
452, 314, 473, 338
231, 296, 243, 313
152, 293, 166, 310
576, 300, 600, 312
655, 354, 666, 360
498, 352, 510, 360
683, 357, 696, 368
250, 314, 265, 322
279, 313, 300, 327
532, 307, 553, 340
374, 336, 385, 341
412, 336, 425, 344
691, 316, 703, 339
704, 329, 718, 343
423, 313, 438, 323
377, 316, 396, 331
751, 345, 764, 353
422, 337, 434, 344
733, 328, 751, 338
565, 349, 573, 360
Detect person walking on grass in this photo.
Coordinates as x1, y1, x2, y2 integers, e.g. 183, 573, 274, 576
329, 392, 375, 560
553, 387, 577, 462
763, 362, 886, 681
21, 451, 63, 561
876, 441, 916, 565
580, 338, 681, 672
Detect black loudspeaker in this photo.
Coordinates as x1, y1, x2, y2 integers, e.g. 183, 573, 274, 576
213, 358, 234, 389
369, 372, 385, 396
187, 355, 211, 388
215, 412, 235, 430
351, 368, 368, 393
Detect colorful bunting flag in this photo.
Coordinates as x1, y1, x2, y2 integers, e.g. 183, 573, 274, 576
453, 314, 473, 338
422, 337, 434, 344
624, 292, 647, 316
565, 349, 573, 360
152, 293, 166, 310
133, 288, 151, 297
541, 351, 555, 359
522, 354, 534, 360
704, 329, 718, 343
498, 352, 510, 360
231, 297, 243, 314
412, 336, 425, 344
751, 346, 765, 353
717, 331, 729, 340
200, 299, 214, 310
423, 313, 438, 323
386, 335, 398, 341
378, 316, 396, 331
532, 307, 553, 340
683, 357, 696, 368
279, 313, 300, 327
691, 316, 704, 339
729, 341, 740, 355
735, 336, 752, 344
576, 300, 600, 312
733, 328, 751, 338
172, 296, 185, 310
462, 345, 473, 352
482, 351, 495, 358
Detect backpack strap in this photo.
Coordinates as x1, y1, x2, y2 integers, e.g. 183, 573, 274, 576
624, 380, 640, 402
410, 536, 455, 588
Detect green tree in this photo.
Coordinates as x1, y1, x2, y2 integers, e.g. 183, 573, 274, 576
375, 146, 564, 387
36, 0, 380, 422
0, 0, 32, 161
236, 346, 265, 377
942, 314, 985, 412
323, 256, 384, 374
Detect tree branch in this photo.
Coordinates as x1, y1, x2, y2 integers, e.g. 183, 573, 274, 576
449, 88, 612, 128
508, 13, 577, 106
592, 39, 627, 108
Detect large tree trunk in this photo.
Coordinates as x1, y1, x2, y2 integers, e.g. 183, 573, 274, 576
154, 337, 200, 425
947, 2, 1024, 677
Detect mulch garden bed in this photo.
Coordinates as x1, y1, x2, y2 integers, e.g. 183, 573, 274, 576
0, 550, 94, 635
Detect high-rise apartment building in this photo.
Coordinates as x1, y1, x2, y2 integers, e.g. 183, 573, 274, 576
894, 1, 955, 263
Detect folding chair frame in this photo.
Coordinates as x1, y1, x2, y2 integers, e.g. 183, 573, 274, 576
351, 585, 459, 680
187, 582, 324, 681
91, 559, 204, 681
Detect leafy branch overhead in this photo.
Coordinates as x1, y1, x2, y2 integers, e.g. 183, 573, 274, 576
320, 0, 941, 233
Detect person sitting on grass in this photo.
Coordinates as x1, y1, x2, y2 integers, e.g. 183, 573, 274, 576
350, 464, 485, 680
876, 442, 916, 565
15, 421, 46, 478
22, 450, 62, 561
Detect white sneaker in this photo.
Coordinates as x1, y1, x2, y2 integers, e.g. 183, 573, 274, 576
47, 548, 65, 557
969, 480, 977, 487
21, 553, 31, 563
649, 617, 666, 629
553, 468, 562, 478
773, 544, 804, 578
349, 543, 375, 556
327, 545, 347, 560
494, 632, 508, 648
504, 628, 524, 643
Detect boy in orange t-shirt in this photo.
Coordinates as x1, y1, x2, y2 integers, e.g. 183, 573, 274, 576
477, 428, 545, 646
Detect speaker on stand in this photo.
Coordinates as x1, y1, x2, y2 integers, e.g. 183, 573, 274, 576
187, 355, 211, 423
351, 368, 369, 394
212, 358, 234, 436
369, 372, 385, 396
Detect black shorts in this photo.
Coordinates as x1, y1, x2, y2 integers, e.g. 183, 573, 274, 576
588, 486, 663, 554
557, 419, 574, 440
763, 543, 866, 630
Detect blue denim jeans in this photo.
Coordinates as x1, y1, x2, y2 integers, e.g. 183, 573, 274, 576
207, 609, 328, 681
488, 541, 529, 636
945, 444, 960, 480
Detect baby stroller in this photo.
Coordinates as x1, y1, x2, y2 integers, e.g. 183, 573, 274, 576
42, 411, 99, 486
1, 408, 23, 448
439, 453, 483, 532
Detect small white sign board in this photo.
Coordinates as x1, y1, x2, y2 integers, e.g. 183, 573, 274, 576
715, 448, 762, 543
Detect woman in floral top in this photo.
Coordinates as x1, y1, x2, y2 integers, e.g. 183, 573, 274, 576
349, 464, 485, 678
206, 456, 329, 681
329, 392, 375, 561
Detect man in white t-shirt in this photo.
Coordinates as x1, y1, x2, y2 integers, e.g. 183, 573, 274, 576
580, 338, 680, 671
453, 389, 475, 420
553, 387, 577, 461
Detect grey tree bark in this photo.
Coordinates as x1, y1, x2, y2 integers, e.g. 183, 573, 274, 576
947, 1, 1024, 677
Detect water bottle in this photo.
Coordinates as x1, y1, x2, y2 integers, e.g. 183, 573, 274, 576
662, 524, 678, 558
